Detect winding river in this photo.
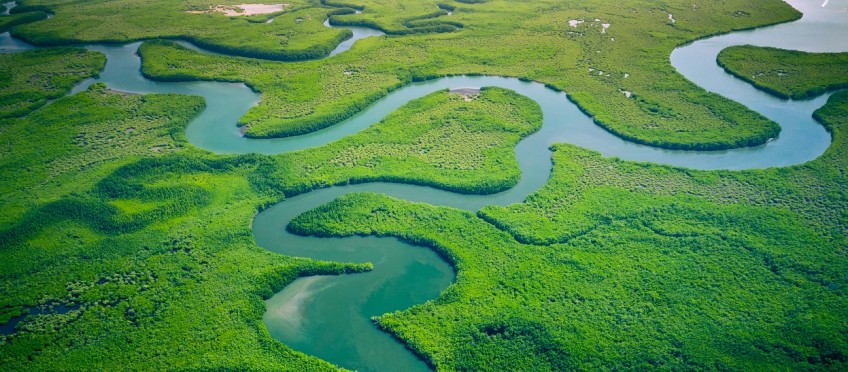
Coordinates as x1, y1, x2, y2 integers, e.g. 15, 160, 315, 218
2, 0, 847, 370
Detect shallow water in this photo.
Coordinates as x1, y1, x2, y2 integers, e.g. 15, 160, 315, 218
324, 19, 385, 57
1, 1, 846, 370
1, 2, 15, 16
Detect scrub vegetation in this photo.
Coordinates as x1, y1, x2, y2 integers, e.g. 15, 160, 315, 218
0, 9, 47, 32
5, 0, 465, 61
0, 73, 540, 368
324, 0, 463, 35
278, 87, 542, 195
8, 0, 350, 61
0, 82, 369, 370
291, 88, 848, 371
717, 45, 848, 99
2, 0, 847, 370
0, 47, 104, 118
135, 0, 800, 149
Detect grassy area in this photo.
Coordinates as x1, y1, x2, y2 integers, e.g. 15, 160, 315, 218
324, 0, 463, 35
718, 45, 848, 99
0, 47, 104, 118
290, 90, 848, 371
0, 81, 372, 369
8, 0, 351, 61
2, 0, 846, 370
277, 86, 542, 195
0, 9, 47, 33
0, 64, 544, 368
137, 0, 800, 150
287, 27, 848, 369
0, 83, 202, 223
5, 0, 467, 61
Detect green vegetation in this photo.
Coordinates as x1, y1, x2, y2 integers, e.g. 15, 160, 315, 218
324, 0, 463, 35
0, 48, 105, 118
139, 39, 404, 138
0, 10, 47, 33
4, 0, 465, 61
718, 45, 848, 99
290, 90, 848, 370
0, 83, 204, 224
0, 60, 543, 368
8, 0, 351, 61
0, 81, 371, 369
277, 87, 542, 195
137, 0, 801, 149
2, 0, 847, 370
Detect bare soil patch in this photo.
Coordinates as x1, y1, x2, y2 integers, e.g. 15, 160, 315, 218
187, 3, 288, 16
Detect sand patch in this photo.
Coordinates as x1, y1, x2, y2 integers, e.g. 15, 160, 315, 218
188, 3, 288, 16
450, 87, 481, 101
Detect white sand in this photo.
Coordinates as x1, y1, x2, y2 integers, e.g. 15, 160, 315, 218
188, 3, 288, 16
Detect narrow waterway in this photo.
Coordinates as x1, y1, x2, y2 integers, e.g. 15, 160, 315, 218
1, 1, 846, 370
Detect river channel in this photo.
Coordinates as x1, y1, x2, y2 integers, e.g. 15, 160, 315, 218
1, 0, 846, 370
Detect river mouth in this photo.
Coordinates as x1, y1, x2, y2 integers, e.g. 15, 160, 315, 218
1, 0, 846, 370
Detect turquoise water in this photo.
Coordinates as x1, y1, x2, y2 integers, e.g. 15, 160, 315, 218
324, 18, 385, 57
1, 2, 11, 16
256, 2, 847, 369
2, 0, 846, 370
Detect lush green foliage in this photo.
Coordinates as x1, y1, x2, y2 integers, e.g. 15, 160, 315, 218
7, 0, 352, 61
0, 59, 543, 369
277, 87, 542, 195
139, 39, 406, 138
137, 0, 799, 149
290, 90, 848, 370
0, 83, 202, 208
718, 45, 848, 99
6, 0, 465, 61
2, 0, 846, 370
0, 47, 104, 118
0, 82, 373, 369
0, 10, 47, 33
325, 1, 463, 35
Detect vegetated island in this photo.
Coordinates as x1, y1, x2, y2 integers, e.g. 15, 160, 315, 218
0, 65, 543, 368
293, 54, 848, 370
1, 0, 847, 370
718, 45, 848, 99
134, 0, 802, 150
0, 47, 104, 118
